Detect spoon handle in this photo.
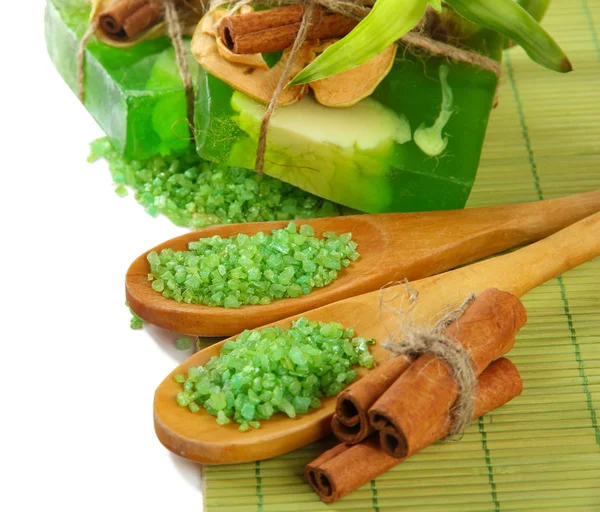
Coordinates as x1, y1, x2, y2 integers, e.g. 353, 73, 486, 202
376, 211, 600, 329
499, 189, 600, 238
479, 210, 600, 298
381, 189, 600, 276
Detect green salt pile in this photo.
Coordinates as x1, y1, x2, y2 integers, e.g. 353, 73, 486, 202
88, 138, 347, 228
175, 317, 375, 430
147, 222, 359, 307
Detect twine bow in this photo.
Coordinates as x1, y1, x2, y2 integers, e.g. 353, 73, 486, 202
380, 282, 478, 438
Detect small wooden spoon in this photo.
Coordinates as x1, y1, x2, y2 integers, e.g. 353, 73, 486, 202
154, 212, 600, 464
127, 191, 600, 336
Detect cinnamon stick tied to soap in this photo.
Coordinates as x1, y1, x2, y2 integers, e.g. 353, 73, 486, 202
218, 5, 360, 55
307, 358, 523, 504
99, 0, 186, 41
369, 288, 527, 458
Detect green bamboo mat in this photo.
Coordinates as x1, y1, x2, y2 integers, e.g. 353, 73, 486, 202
203, 1, 600, 510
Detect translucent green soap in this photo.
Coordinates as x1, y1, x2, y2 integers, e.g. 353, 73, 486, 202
195, 40, 501, 213
175, 317, 375, 430
176, 338, 192, 351
89, 138, 348, 227
45, 0, 196, 159
147, 222, 359, 306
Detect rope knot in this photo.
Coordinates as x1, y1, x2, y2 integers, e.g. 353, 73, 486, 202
382, 287, 478, 438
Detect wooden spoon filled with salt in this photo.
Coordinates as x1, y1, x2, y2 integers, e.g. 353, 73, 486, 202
154, 212, 600, 464
127, 191, 600, 336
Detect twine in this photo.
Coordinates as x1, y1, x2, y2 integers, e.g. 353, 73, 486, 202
163, 0, 196, 138
255, 5, 314, 173
77, 0, 195, 136
380, 281, 478, 438
401, 32, 501, 76
77, 17, 100, 103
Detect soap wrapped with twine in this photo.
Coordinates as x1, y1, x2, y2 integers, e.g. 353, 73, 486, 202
209, 0, 501, 173
370, 285, 527, 458
77, 0, 197, 131
77, 0, 501, 168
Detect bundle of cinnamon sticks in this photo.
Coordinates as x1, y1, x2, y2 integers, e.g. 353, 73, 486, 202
306, 288, 527, 503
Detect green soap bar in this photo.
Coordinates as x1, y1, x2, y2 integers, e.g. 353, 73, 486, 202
195, 40, 502, 213
45, 0, 197, 159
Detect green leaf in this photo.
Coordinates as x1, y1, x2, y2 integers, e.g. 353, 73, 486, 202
505, 1, 551, 49
446, 0, 571, 73
515, 0, 551, 22
289, 0, 437, 85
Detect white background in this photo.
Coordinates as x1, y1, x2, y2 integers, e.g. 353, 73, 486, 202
2, 2, 204, 511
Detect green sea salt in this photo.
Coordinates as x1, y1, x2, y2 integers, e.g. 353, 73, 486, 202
88, 138, 349, 228
176, 338, 192, 351
175, 317, 375, 430
147, 222, 359, 307
126, 302, 144, 330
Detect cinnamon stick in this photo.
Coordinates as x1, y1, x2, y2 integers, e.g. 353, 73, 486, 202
332, 356, 412, 444
307, 358, 523, 504
369, 288, 527, 458
99, 0, 185, 41
218, 5, 359, 55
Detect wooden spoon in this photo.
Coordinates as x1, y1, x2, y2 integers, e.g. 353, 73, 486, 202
154, 212, 600, 464
128, 191, 600, 336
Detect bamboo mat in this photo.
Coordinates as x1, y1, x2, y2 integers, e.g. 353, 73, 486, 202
203, 1, 600, 510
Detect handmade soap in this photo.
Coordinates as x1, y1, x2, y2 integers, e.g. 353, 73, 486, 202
194, 48, 500, 213
45, 0, 197, 159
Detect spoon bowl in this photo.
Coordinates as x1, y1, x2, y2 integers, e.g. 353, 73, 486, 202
153, 298, 387, 465
128, 191, 600, 336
